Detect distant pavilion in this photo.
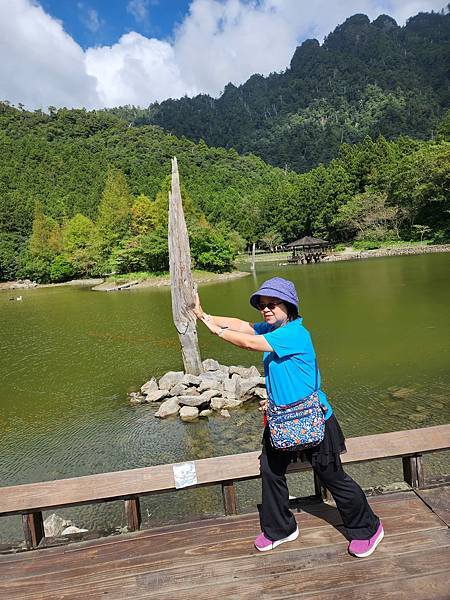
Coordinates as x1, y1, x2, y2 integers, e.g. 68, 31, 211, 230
286, 236, 331, 264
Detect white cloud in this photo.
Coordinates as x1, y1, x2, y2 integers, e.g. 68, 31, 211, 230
77, 2, 104, 33
0, 0, 446, 110
0, 0, 99, 109
127, 0, 150, 23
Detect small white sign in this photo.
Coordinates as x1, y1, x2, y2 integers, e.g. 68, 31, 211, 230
173, 462, 197, 489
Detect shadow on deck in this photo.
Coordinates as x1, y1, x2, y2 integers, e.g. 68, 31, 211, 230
1, 486, 449, 599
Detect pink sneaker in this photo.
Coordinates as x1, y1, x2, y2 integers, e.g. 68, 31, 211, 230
348, 522, 384, 558
254, 527, 299, 552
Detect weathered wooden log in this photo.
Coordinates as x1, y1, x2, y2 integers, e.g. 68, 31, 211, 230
168, 157, 203, 375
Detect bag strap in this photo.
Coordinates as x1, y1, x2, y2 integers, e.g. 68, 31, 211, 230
314, 358, 319, 392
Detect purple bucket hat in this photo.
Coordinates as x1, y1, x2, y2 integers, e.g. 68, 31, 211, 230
250, 277, 299, 311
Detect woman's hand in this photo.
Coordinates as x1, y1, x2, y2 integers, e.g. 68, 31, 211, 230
258, 399, 268, 413
200, 314, 222, 336
193, 293, 204, 320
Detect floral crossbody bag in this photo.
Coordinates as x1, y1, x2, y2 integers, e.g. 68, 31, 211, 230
267, 360, 326, 451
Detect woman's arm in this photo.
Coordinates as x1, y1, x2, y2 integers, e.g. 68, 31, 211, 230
193, 294, 255, 335
200, 314, 273, 353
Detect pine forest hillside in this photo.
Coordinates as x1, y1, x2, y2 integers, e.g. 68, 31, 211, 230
109, 10, 450, 172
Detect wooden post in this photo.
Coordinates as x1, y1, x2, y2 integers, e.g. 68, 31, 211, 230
251, 242, 256, 272
168, 157, 203, 375
22, 511, 44, 550
222, 481, 237, 515
125, 496, 141, 532
402, 454, 424, 489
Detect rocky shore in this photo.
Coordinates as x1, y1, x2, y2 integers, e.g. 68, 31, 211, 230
322, 244, 450, 263
129, 358, 267, 420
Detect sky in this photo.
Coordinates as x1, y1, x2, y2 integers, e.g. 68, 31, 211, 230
0, 0, 446, 110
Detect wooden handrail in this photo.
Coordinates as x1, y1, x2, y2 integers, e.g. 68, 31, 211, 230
1, 423, 449, 550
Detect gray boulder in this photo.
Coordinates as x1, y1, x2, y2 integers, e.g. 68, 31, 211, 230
155, 398, 180, 418
229, 365, 262, 379
223, 373, 241, 398
129, 392, 146, 404
184, 387, 200, 396
220, 409, 231, 418
180, 406, 199, 421
181, 374, 202, 387
200, 370, 226, 383
198, 379, 222, 392
44, 514, 72, 537
140, 378, 158, 395
239, 377, 263, 400
199, 409, 213, 418
199, 389, 222, 402
170, 383, 187, 396
202, 358, 221, 371
61, 525, 88, 535
254, 387, 268, 399
177, 395, 205, 407
144, 389, 170, 403
210, 397, 227, 411
158, 371, 184, 390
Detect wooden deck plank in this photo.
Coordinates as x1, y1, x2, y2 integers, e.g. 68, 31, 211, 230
414, 485, 450, 526
1, 492, 448, 600
8, 530, 448, 600
0, 492, 436, 578
297, 571, 450, 599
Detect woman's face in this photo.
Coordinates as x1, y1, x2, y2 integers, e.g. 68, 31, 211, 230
258, 295, 289, 327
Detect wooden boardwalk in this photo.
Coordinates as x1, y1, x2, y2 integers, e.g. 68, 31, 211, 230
1, 486, 449, 600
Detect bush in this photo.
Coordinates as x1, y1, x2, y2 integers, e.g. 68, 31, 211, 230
352, 240, 381, 250
18, 254, 51, 283
333, 243, 346, 252
189, 226, 236, 273
50, 254, 75, 282
112, 229, 169, 274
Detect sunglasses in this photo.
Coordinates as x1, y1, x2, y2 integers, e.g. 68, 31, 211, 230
257, 301, 282, 311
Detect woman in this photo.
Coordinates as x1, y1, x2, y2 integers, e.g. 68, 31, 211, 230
193, 276, 383, 558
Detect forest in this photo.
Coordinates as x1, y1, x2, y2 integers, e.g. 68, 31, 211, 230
0, 9, 449, 283
109, 11, 450, 172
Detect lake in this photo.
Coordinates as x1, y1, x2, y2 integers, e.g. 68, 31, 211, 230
1, 253, 449, 544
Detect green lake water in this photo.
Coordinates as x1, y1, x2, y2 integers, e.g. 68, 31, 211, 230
1, 253, 449, 544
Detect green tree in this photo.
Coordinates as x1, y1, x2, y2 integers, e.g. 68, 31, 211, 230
62, 213, 97, 276
96, 168, 133, 258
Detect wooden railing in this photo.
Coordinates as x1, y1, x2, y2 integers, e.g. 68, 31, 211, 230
1, 424, 448, 550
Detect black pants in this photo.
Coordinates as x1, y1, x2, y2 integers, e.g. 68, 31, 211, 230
259, 426, 380, 541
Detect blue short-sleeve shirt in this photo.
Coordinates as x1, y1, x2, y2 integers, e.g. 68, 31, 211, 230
253, 318, 332, 419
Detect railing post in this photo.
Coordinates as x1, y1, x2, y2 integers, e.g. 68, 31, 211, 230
22, 511, 44, 550
402, 454, 424, 489
125, 496, 141, 531
222, 481, 237, 515
314, 472, 331, 502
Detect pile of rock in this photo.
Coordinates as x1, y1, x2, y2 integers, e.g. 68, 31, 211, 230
129, 359, 267, 421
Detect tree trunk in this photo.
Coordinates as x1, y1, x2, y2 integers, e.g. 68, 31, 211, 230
168, 157, 203, 375
251, 242, 256, 272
